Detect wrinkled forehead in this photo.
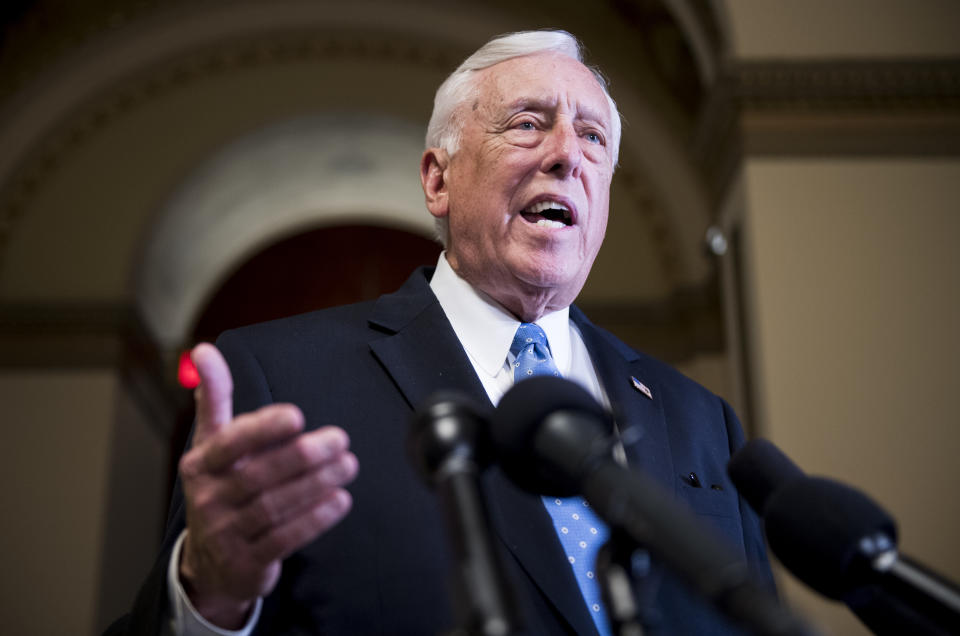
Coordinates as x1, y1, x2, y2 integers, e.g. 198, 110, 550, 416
474, 53, 613, 128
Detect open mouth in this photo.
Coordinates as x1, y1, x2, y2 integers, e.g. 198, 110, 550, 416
519, 200, 573, 228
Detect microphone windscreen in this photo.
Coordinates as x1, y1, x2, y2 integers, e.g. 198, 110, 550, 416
728, 438, 805, 516
491, 376, 609, 496
408, 391, 492, 484
493, 376, 602, 451
763, 477, 897, 599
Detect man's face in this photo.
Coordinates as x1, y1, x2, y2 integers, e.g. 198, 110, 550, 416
424, 52, 615, 320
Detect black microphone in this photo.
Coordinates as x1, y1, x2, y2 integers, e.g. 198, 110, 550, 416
728, 438, 960, 635
409, 391, 523, 636
491, 376, 815, 636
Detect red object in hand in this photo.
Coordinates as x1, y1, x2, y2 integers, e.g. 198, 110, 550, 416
178, 350, 201, 389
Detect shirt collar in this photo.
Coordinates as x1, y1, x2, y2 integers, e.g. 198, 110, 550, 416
430, 253, 571, 378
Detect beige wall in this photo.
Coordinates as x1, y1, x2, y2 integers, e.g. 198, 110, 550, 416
738, 158, 960, 634
721, 1, 960, 631
0, 371, 166, 635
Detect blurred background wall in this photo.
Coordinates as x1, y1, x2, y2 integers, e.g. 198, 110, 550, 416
0, 1, 957, 634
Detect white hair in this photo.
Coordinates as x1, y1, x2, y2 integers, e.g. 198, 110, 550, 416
426, 30, 622, 246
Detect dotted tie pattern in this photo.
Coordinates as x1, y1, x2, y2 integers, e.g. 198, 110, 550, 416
510, 323, 612, 636
509, 322, 562, 379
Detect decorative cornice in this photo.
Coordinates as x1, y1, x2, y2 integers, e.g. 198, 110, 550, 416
694, 58, 960, 207
0, 302, 183, 435
0, 275, 722, 377
735, 59, 960, 111
0, 302, 136, 365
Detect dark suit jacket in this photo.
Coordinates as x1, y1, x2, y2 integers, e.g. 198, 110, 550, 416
118, 267, 772, 635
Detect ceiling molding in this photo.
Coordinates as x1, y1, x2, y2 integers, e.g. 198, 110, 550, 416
0, 275, 723, 383
735, 58, 960, 108
0, 300, 181, 434
694, 57, 960, 206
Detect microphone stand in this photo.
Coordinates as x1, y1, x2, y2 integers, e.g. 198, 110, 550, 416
845, 543, 960, 635
409, 393, 524, 636
596, 534, 646, 636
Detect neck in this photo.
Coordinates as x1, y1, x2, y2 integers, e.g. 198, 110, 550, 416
470, 279, 576, 323
443, 252, 581, 322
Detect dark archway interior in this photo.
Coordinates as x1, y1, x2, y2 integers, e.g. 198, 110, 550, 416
192, 224, 442, 344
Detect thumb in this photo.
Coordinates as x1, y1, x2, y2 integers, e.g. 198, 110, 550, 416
190, 343, 234, 446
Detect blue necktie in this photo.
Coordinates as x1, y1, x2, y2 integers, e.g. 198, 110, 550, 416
510, 323, 612, 636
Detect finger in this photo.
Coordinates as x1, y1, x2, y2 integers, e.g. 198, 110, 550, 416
191, 343, 234, 446
200, 404, 305, 474
314, 448, 358, 489
249, 489, 353, 565
235, 452, 359, 540
222, 427, 350, 502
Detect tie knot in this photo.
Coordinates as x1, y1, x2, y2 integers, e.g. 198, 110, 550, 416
510, 323, 560, 380
510, 322, 550, 357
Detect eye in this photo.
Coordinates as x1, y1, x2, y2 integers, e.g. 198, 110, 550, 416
584, 132, 603, 145
516, 121, 536, 131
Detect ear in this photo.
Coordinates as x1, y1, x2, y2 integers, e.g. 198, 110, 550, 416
420, 148, 450, 220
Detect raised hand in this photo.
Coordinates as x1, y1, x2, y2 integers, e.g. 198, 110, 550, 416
177, 343, 358, 628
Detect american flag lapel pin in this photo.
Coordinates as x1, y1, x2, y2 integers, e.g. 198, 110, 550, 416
631, 376, 653, 400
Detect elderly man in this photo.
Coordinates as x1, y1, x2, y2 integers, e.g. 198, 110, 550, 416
116, 30, 771, 635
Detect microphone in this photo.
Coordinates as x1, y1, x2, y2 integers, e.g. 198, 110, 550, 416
728, 438, 960, 635
491, 376, 815, 636
408, 391, 523, 636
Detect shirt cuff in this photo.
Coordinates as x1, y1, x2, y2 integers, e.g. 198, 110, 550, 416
167, 530, 263, 636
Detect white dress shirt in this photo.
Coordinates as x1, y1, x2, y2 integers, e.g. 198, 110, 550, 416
428, 252, 606, 407
167, 252, 606, 635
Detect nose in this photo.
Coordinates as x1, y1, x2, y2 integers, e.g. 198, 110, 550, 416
540, 120, 583, 179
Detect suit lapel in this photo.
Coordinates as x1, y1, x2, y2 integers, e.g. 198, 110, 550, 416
367, 268, 490, 411
571, 308, 676, 493
572, 307, 675, 620
365, 269, 600, 634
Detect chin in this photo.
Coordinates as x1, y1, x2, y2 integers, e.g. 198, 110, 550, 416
514, 266, 581, 295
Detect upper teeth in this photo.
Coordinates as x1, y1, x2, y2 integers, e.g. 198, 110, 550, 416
526, 200, 570, 215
